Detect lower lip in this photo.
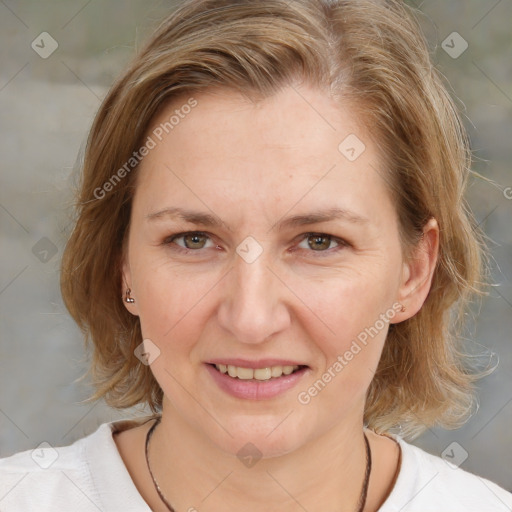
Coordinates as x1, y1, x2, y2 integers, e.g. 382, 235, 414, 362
205, 364, 309, 400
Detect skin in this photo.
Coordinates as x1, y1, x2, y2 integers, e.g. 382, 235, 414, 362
116, 84, 439, 512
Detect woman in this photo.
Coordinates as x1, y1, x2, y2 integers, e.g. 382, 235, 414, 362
1, 0, 511, 510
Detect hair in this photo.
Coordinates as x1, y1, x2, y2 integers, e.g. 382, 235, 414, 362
61, 0, 488, 439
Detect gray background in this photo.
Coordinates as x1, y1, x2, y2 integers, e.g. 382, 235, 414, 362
1, 0, 511, 494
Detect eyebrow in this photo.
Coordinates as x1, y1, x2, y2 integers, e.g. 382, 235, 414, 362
145, 206, 369, 231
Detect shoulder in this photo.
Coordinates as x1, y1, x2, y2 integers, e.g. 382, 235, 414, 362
0, 426, 95, 511
380, 436, 512, 512
0, 417, 155, 512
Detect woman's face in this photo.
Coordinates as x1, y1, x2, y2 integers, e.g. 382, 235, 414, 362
123, 85, 412, 457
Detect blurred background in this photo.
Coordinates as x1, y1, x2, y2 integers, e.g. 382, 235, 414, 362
1, 0, 511, 494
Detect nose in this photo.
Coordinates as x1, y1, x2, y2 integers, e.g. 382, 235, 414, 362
217, 250, 291, 345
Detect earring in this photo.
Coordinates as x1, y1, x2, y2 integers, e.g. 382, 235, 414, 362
125, 288, 135, 303
400, 304, 406, 312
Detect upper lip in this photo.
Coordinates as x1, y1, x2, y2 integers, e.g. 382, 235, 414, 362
207, 358, 308, 369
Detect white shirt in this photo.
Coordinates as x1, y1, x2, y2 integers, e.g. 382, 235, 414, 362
1, 417, 511, 511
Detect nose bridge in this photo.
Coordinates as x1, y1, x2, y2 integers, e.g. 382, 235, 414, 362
218, 248, 290, 344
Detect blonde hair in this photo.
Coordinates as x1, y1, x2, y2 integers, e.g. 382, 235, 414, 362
61, 0, 488, 439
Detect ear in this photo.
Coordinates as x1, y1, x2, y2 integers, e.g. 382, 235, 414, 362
391, 217, 439, 323
121, 257, 140, 317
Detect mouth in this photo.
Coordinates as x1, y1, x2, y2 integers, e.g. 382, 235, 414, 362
205, 360, 310, 401
209, 363, 308, 381
204, 359, 310, 399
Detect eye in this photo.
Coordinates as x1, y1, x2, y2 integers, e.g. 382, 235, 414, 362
296, 233, 348, 254
163, 231, 349, 257
164, 231, 215, 251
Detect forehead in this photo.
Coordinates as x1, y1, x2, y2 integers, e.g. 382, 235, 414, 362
147, 86, 365, 164
133, 85, 394, 227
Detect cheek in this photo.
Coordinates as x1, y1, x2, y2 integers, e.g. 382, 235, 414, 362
294, 277, 394, 415
133, 261, 216, 349
290, 263, 398, 357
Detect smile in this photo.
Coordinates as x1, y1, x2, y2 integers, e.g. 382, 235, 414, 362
214, 364, 302, 381
206, 363, 309, 400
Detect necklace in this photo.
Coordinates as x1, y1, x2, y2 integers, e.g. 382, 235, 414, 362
145, 416, 372, 512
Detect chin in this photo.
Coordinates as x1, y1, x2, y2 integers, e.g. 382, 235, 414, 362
206, 413, 311, 460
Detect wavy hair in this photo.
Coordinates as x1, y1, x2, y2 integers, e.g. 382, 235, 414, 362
61, 0, 488, 439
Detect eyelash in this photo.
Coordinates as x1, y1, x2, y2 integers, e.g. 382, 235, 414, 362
162, 231, 350, 257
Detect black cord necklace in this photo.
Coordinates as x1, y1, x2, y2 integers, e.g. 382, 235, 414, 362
145, 416, 372, 512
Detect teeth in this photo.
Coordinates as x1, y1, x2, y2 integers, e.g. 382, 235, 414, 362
236, 367, 254, 380
282, 366, 294, 375
271, 366, 283, 377
254, 367, 271, 380
215, 364, 300, 380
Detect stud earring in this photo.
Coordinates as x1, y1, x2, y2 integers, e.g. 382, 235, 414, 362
400, 304, 406, 312
125, 288, 135, 303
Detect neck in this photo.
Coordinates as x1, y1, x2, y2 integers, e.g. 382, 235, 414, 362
148, 401, 370, 512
